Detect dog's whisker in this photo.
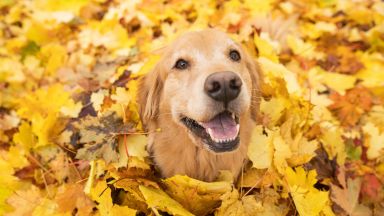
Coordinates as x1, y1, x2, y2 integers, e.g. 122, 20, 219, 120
153, 111, 185, 118
251, 88, 262, 92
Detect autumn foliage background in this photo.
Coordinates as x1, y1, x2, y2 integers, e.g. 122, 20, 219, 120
1, 0, 384, 215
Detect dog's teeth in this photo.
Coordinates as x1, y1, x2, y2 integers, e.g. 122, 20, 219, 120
231, 113, 235, 119
236, 124, 240, 132
207, 128, 212, 134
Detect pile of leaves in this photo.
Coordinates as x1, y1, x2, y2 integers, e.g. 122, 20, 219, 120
1, 0, 384, 215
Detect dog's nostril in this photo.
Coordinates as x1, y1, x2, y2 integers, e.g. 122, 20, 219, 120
209, 81, 221, 93
229, 78, 242, 90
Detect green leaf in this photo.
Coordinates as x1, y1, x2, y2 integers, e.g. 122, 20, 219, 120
21, 41, 40, 60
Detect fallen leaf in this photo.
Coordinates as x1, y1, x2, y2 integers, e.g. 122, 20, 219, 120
247, 126, 274, 169
328, 86, 373, 127
74, 112, 132, 163
360, 174, 382, 202
330, 169, 371, 216
91, 180, 137, 216
139, 185, 194, 216
163, 175, 231, 215
362, 122, 384, 160
286, 167, 334, 216
55, 184, 95, 216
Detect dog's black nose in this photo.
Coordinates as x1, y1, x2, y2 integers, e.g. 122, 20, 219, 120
204, 71, 242, 104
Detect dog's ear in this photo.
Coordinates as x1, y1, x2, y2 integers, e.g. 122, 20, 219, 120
137, 63, 165, 127
244, 52, 263, 123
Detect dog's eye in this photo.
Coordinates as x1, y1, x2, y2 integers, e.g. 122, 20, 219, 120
229, 50, 241, 62
174, 59, 189, 70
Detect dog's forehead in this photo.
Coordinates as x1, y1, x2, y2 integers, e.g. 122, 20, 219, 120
179, 30, 234, 44
169, 30, 236, 56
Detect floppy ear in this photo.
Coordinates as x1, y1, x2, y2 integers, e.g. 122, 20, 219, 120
137, 64, 165, 127
244, 52, 263, 123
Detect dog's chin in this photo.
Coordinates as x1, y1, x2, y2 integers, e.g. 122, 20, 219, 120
180, 111, 240, 153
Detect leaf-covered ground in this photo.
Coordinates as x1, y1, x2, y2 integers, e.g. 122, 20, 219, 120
1, 0, 384, 215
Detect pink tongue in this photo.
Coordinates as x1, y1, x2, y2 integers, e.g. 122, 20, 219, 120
200, 112, 238, 140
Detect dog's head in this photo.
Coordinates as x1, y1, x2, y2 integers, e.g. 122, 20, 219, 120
138, 29, 261, 153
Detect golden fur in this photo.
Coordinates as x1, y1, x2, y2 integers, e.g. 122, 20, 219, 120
138, 29, 262, 182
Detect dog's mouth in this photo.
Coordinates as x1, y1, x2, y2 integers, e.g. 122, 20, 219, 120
180, 111, 240, 153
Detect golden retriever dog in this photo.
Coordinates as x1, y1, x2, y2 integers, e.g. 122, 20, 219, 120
138, 29, 262, 182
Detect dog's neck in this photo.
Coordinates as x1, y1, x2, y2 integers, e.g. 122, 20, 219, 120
146, 113, 254, 182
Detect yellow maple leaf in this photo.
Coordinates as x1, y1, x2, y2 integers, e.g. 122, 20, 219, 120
244, 0, 275, 15
286, 35, 320, 59
320, 127, 346, 164
366, 105, 384, 129
111, 87, 131, 106
163, 175, 231, 215
90, 89, 108, 113
214, 188, 238, 215
13, 121, 36, 150
321, 71, 356, 94
6, 186, 42, 216
55, 184, 95, 215
240, 168, 279, 188
248, 126, 293, 174
39, 43, 68, 76
0, 57, 25, 83
79, 18, 136, 56
60, 100, 82, 118
139, 185, 194, 216
31, 112, 61, 148
24, 20, 64, 45
216, 187, 287, 216
287, 135, 318, 167
31, 198, 61, 216
247, 126, 274, 169
356, 52, 384, 88
125, 135, 148, 161
273, 130, 292, 175
5, 146, 29, 169
362, 122, 384, 160
34, 0, 89, 14
91, 180, 137, 216
300, 22, 337, 39
17, 84, 76, 117
134, 55, 161, 76
280, 116, 318, 166
254, 32, 279, 62
0, 158, 23, 215
260, 97, 289, 127
286, 167, 334, 216
258, 57, 302, 96
16, 84, 78, 148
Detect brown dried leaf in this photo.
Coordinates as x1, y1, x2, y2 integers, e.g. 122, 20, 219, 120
328, 86, 373, 126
